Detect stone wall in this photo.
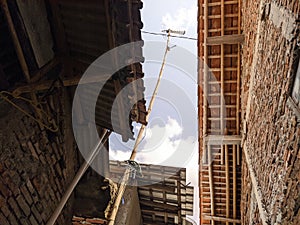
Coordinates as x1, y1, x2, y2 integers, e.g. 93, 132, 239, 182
241, 0, 300, 224
0, 88, 78, 224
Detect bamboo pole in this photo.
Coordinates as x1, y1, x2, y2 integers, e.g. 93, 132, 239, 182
46, 130, 111, 225
107, 30, 173, 225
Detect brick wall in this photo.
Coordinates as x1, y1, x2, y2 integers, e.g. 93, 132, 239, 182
241, 0, 300, 224
0, 88, 78, 224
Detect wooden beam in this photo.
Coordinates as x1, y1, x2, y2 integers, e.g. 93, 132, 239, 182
141, 209, 177, 217
177, 178, 182, 224
139, 183, 176, 193
225, 145, 230, 225
204, 135, 242, 145
206, 34, 245, 45
139, 200, 178, 211
30, 58, 60, 83
208, 145, 215, 225
203, 215, 241, 223
12, 74, 109, 96
237, 0, 242, 136
221, 0, 225, 136
233, 145, 237, 225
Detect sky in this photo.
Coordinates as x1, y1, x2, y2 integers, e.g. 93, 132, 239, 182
109, 1, 199, 224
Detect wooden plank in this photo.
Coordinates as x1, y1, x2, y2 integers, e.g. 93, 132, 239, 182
206, 34, 245, 45
208, 54, 238, 59
221, 145, 225, 165
236, 0, 242, 135
203, 0, 208, 136
31, 58, 60, 83
221, 0, 225, 137
16, 0, 54, 68
139, 200, 178, 211
233, 145, 237, 225
177, 179, 182, 225
208, 27, 239, 32
203, 145, 207, 164
208, 145, 215, 225
12, 74, 109, 96
207, 1, 239, 7
225, 145, 230, 225
208, 13, 239, 19
203, 215, 241, 223
204, 135, 242, 145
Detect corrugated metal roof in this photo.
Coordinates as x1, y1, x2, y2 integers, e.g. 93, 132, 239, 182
54, 0, 147, 141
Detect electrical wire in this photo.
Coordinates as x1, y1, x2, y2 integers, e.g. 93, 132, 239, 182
142, 30, 197, 41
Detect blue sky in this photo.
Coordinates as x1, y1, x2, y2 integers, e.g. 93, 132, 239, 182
109, 1, 199, 224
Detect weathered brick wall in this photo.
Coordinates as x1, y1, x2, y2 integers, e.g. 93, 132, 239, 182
241, 0, 300, 224
241, 0, 260, 113
0, 90, 78, 224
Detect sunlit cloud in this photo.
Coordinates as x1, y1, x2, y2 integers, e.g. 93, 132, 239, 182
161, 6, 197, 32
109, 117, 193, 167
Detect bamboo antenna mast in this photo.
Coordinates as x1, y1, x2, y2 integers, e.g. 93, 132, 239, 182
107, 29, 185, 225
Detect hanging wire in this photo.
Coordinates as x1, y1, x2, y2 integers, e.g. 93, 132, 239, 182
0, 91, 59, 132
142, 30, 197, 41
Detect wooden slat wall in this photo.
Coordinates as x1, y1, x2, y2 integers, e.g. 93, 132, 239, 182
198, 0, 243, 224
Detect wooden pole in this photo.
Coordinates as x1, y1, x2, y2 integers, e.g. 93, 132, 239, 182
0, 0, 30, 82
107, 30, 173, 225
46, 130, 111, 225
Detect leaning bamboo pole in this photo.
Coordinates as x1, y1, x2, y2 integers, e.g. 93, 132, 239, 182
107, 29, 180, 225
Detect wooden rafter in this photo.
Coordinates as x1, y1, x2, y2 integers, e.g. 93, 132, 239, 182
199, 0, 243, 224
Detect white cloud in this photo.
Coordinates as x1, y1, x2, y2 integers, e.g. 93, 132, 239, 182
161, 6, 197, 32
110, 117, 195, 167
